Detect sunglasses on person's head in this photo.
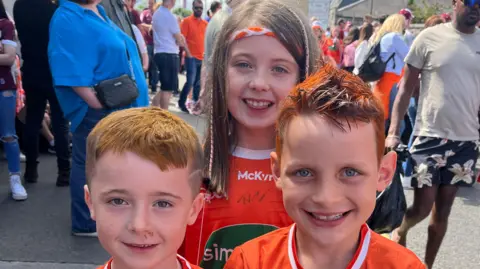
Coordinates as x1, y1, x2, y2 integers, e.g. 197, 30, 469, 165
464, 0, 480, 8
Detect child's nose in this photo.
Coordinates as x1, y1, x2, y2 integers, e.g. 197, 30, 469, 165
248, 69, 270, 92
311, 179, 343, 205
128, 207, 153, 235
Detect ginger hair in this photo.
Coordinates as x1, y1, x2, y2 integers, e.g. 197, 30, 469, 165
276, 64, 385, 164
86, 107, 204, 194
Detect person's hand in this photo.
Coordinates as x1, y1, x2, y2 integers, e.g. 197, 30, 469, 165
192, 97, 205, 115
385, 135, 401, 151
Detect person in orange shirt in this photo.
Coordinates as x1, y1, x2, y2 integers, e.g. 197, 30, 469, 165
179, 0, 321, 268
311, 21, 336, 66
84, 107, 204, 269
325, 26, 344, 67
224, 65, 426, 269
178, 0, 208, 113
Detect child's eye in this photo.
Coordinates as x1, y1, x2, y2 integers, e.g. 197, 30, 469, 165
154, 201, 173, 208
272, 66, 288, 73
342, 168, 360, 177
295, 169, 313, 177
235, 62, 251, 69
109, 198, 128, 206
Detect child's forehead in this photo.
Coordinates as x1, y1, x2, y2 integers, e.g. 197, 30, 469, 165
282, 115, 377, 155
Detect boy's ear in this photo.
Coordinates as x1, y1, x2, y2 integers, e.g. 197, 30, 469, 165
270, 152, 282, 189
187, 193, 204, 225
84, 185, 96, 221
377, 151, 397, 192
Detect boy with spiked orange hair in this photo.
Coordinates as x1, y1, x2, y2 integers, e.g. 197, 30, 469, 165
224, 65, 425, 269
84, 107, 204, 269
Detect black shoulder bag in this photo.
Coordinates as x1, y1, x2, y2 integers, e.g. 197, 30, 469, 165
94, 43, 139, 109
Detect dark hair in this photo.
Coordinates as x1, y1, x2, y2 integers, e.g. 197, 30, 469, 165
358, 23, 374, 44
68, 0, 96, 4
193, 0, 203, 6
337, 18, 345, 25
210, 1, 221, 12
0, 0, 7, 20
343, 27, 360, 45
205, 0, 321, 194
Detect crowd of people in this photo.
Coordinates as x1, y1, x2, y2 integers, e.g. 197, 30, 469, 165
0, 0, 479, 269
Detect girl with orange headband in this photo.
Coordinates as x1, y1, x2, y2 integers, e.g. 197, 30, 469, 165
180, 0, 321, 268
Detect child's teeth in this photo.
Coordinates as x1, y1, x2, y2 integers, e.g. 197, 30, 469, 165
312, 213, 343, 221
246, 100, 271, 108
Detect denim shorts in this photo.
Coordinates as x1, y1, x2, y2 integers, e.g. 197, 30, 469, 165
410, 136, 479, 188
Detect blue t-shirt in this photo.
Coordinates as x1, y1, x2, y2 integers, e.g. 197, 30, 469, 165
48, 1, 149, 132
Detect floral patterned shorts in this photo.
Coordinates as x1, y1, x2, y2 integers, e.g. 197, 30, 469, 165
409, 136, 479, 188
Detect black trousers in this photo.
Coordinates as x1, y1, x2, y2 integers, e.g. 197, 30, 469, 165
23, 82, 70, 171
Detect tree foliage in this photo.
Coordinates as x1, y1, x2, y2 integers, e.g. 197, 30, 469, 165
173, 7, 193, 18
408, 0, 450, 23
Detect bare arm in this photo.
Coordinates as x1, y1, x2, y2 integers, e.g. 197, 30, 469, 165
387, 64, 421, 141
174, 33, 192, 57
141, 52, 149, 72
0, 45, 16, 66
73, 87, 103, 109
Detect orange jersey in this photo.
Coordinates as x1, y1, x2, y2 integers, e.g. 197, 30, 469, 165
181, 148, 292, 269
97, 255, 201, 269
225, 224, 425, 269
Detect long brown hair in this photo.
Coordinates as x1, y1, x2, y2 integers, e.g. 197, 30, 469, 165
204, 0, 321, 195
357, 23, 373, 45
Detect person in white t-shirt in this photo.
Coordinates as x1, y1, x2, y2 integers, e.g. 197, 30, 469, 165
387, 1, 480, 268
151, 0, 190, 110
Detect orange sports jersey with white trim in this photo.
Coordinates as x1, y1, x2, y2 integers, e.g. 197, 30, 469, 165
181, 147, 292, 269
224, 224, 426, 269
97, 254, 201, 269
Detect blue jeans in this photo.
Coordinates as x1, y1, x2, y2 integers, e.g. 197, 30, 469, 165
403, 97, 417, 177
0, 90, 21, 174
147, 44, 158, 91
179, 57, 202, 107
71, 108, 109, 233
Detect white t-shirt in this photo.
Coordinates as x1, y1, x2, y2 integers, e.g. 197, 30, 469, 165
152, 6, 180, 54
131, 24, 147, 54
353, 40, 369, 74
406, 23, 480, 141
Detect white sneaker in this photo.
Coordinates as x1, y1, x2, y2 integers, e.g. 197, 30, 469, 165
10, 174, 28, 201
19, 153, 26, 163
2, 153, 26, 163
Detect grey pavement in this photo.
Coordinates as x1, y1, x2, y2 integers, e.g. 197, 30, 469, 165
0, 75, 479, 268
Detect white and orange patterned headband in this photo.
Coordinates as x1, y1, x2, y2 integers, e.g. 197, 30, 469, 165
230, 27, 277, 42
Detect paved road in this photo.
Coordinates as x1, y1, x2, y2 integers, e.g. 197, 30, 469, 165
0, 80, 479, 268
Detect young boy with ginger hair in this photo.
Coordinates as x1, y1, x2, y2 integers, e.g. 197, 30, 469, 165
224, 65, 425, 269
84, 107, 204, 269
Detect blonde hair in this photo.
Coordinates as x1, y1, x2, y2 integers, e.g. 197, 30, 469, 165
86, 107, 204, 194
372, 14, 406, 44
204, 0, 322, 195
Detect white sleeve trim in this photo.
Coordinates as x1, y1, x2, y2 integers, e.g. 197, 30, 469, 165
2, 40, 17, 47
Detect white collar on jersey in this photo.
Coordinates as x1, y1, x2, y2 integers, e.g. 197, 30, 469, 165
231, 146, 274, 160
104, 254, 192, 269
287, 224, 371, 269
